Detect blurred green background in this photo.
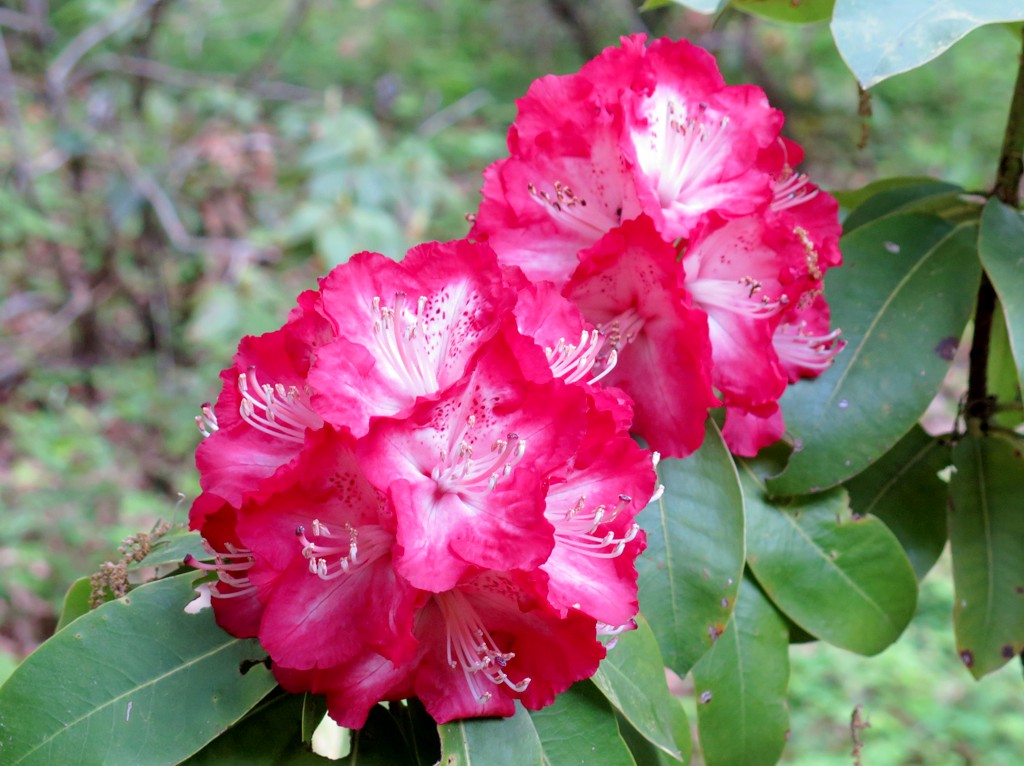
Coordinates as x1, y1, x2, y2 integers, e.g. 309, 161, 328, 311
0, 1, 1020, 762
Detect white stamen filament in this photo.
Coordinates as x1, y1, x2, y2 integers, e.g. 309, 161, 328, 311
195, 402, 219, 437
238, 367, 323, 443
596, 308, 645, 355
528, 179, 617, 237
549, 494, 638, 558
371, 292, 440, 397
185, 542, 257, 599
771, 172, 819, 212
295, 521, 391, 581
432, 415, 527, 495
436, 590, 530, 703
637, 99, 732, 209
545, 330, 620, 386
774, 321, 843, 372
688, 276, 788, 319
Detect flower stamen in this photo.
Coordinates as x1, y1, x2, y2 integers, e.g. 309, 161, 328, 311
238, 367, 323, 443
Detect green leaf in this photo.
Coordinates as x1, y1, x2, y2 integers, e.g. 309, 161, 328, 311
832, 0, 1024, 87
591, 615, 684, 761
344, 704, 438, 766
840, 179, 964, 233
770, 216, 981, 495
184, 690, 330, 764
949, 433, 1024, 679
732, 0, 834, 24
301, 694, 328, 746
636, 420, 745, 674
439, 704, 543, 766
530, 682, 638, 765
54, 576, 92, 632
0, 573, 276, 765
979, 198, 1024, 395
617, 696, 692, 766
844, 425, 950, 580
743, 460, 918, 654
691, 577, 790, 766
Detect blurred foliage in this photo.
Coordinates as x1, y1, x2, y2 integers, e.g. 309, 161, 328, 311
1, 0, 1021, 759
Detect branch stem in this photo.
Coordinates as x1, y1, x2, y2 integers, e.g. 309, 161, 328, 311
966, 30, 1024, 424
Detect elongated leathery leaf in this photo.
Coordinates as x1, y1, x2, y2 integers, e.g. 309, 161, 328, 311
592, 615, 684, 761
845, 425, 950, 581
439, 686, 637, 766
832, 0, 1024, 87
770, 215, 980, 495
636, 419, 745, 675
743, 461, 917, 655
691, 577, 790, 766
949, 433, 1024, 679
979, 198, 1024, 395
0, 573, 276, 766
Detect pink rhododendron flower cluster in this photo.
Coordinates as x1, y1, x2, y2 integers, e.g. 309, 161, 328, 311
188, 239, 657, 726
472, 35, 843, 457
187, 34, 843, 728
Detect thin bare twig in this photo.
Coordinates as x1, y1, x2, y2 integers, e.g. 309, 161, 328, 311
47, 0, 163, 116
417, 89, 493, 138
75, 54, 319, 102
0, 7, 53, 39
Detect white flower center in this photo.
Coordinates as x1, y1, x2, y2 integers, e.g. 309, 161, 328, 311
371, 292, 440, 397
295, 519, 392, 580
237, 367, 323, 443
431, 415, 527, 495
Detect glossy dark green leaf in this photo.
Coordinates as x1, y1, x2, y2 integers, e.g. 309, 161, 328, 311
691, 577, 790, 766
344, 703, 438, 766
841, 180, 966, 233
301, 694, 328, 746
732, 0, 834, 24
636, 420, 745, 675
617, 696, 692, 766
54, 576, 93, 632
979, 198, 1024, 394
185, 691, 329, 765
743, 462, 917, 654
592, 615, 684, 761
0, 573, 276, 765
845, 425, 950, 580
439, 704, 543, 766
949, 433, 1024, 679
530, 682, 638, 766
771, 216, 981, 495
832, 0, 1024, 87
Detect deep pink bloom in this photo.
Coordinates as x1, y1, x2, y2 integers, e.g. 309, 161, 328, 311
563, 216, 717, 457
195, 289, 331, 508
358, 337, 589, 592
308, 241, 516, 436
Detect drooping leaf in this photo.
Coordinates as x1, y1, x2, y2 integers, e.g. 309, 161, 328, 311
636, 420, 745, 675
832, 0, 1024, 87
439, 686, 638, 766
979, 198, 1024, 395
439, 704, 543, 766
840, 180, 965, 233
949, 433, 1024, 679
732, 0, 834, 24
617, 696, 692, 766
0, 573, 276, 765
770, 216, 981, 495
591, 615, 685, 761
530, 682, 638, 766
691, 577, 790, 766
845, 425, 950, 580
184, 691, 330, 765
54, 576, 93, 632
742, 462, 918, 654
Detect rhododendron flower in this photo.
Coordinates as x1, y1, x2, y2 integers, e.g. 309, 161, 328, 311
472, 34, 843, 456
189, 234, 657, 728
